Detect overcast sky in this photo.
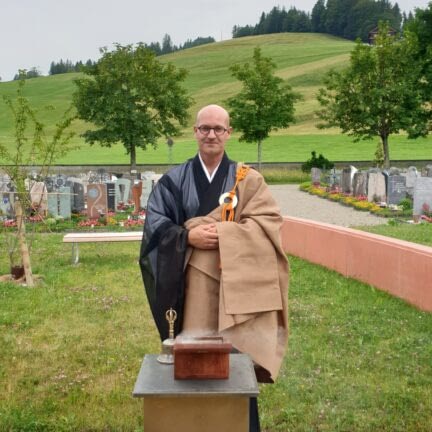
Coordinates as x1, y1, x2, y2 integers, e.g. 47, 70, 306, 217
1, 0, 430, 81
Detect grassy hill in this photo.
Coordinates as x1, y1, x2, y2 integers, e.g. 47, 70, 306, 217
1, 33, 430, 165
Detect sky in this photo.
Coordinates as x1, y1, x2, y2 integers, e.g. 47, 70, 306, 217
1, 0, 430, 81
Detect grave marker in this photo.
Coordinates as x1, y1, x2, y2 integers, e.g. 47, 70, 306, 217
413, 177, 432, 216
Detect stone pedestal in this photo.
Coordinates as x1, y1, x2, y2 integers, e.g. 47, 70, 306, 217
133, 354, 259, 432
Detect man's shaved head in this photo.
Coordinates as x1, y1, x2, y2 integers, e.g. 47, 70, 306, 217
195, 104, 230, 127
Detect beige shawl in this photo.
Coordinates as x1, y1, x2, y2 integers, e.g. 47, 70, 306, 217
182, 167, 289, 381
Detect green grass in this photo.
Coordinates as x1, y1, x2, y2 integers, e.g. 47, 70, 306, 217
355, 222, 432, 247
1, 33, 431, 166
0, 232, 431, 431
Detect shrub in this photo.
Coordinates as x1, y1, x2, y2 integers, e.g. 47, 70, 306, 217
301, 151, 334, 173
399, 198, 413, 211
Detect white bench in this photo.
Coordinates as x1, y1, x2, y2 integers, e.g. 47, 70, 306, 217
63, 232, 142, 264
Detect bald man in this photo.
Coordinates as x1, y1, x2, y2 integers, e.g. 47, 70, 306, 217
140, 105, 288, 432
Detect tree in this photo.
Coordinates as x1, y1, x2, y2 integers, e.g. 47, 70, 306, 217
316, 22, 431, 169
311, 0, 326, 32
0, 78, 75, 285
73, 43, 192, 170
406, 3, 432, 100
227, 47, 300, 171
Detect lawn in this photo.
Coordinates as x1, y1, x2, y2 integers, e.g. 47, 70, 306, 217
355, 222, 432, 248
0, 231, 431, 431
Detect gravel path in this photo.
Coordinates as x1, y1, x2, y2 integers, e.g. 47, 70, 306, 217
269, 184, 386, 227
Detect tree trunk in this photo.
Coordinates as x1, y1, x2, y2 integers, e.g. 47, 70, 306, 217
381, 135, 390, 169
257, 140, 262, 172
15, 201, 34, 287
130, 145, 137, 172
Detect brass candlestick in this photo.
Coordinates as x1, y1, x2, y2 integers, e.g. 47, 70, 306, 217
157, 308, 177, 364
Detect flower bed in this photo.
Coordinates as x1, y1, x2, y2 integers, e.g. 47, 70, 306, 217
299, 182, 412, 218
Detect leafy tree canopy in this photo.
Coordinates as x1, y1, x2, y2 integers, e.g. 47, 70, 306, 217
227, 47, 300, 170
73, 43, 193, 169
316, 22, 431, 169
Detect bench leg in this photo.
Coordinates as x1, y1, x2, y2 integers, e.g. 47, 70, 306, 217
72, 243, 79, 264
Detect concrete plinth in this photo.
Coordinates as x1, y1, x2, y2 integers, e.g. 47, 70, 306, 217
133, 354, 259, 432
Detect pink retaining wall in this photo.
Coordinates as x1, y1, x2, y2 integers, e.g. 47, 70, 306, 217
281, 216, 432, 312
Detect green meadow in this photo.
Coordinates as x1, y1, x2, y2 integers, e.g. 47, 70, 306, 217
1, 33, 430, 165
0, 233, 431, 431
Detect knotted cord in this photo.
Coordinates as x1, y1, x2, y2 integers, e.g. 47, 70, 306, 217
221, 165, 250, 222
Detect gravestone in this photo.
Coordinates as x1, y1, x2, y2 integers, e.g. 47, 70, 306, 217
44, 176, 55, 193
332, 169, 341, 189
132, 180, 143, 213
367, 171, 386, 202
341, 166, 357, 194
387, 174, 407, 205
0, 194, 13, 218
54, 175, 68, 189
59, 186, 72, 218
352, 172, 368, 197
388, 167, 400, 176
106, 182, 116, 212
405, 167, 419, 198
115, 178, 131, 205
413, 177, 432, 216
87, 184, 108, 218
140, 178, 153, 209
1, 179, 15, 218
425, 165, 432, 177
67, 178, 85, 213
311, 168, 322, 185
47, 191, 59, 217
30, 181, 48, 214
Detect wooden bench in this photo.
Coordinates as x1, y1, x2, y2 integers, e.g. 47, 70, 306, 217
63, 232, 142, 264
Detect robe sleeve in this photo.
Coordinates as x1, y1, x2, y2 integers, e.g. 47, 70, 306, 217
139, 175, 188, 340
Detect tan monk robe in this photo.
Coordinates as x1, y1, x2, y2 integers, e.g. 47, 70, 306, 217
181, 166, 289, 382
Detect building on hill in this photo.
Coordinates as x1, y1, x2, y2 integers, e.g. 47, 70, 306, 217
368, 26, 397, 45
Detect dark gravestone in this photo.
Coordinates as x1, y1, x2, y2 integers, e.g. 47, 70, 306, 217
66, 177, 85, 213
106, 182, 116, 212
87, 184, 108, 218
387, 175, 407, 205
352, 172, 367, 197
413, 177, 432, 216
72, 181, 85, 213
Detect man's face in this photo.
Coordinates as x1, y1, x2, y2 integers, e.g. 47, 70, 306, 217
194, 106, 232, 159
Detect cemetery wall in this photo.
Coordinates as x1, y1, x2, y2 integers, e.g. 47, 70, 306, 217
281, 216, 432, 312
2, 159, 432, 176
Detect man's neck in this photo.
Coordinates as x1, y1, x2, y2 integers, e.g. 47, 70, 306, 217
199, 153, 223, 176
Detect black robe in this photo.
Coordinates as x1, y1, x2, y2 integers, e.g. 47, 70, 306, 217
139, 153, 237, 340
139, 153, 262, 432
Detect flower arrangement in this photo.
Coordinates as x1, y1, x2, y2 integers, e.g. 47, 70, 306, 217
123, 218, 144, 227
352, 200, 375, 211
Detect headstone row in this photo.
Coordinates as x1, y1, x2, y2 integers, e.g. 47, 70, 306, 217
311, 164, 432, 215
0, 171, 161, 219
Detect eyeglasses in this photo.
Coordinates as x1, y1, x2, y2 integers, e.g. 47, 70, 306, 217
196, 125, 228, 136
